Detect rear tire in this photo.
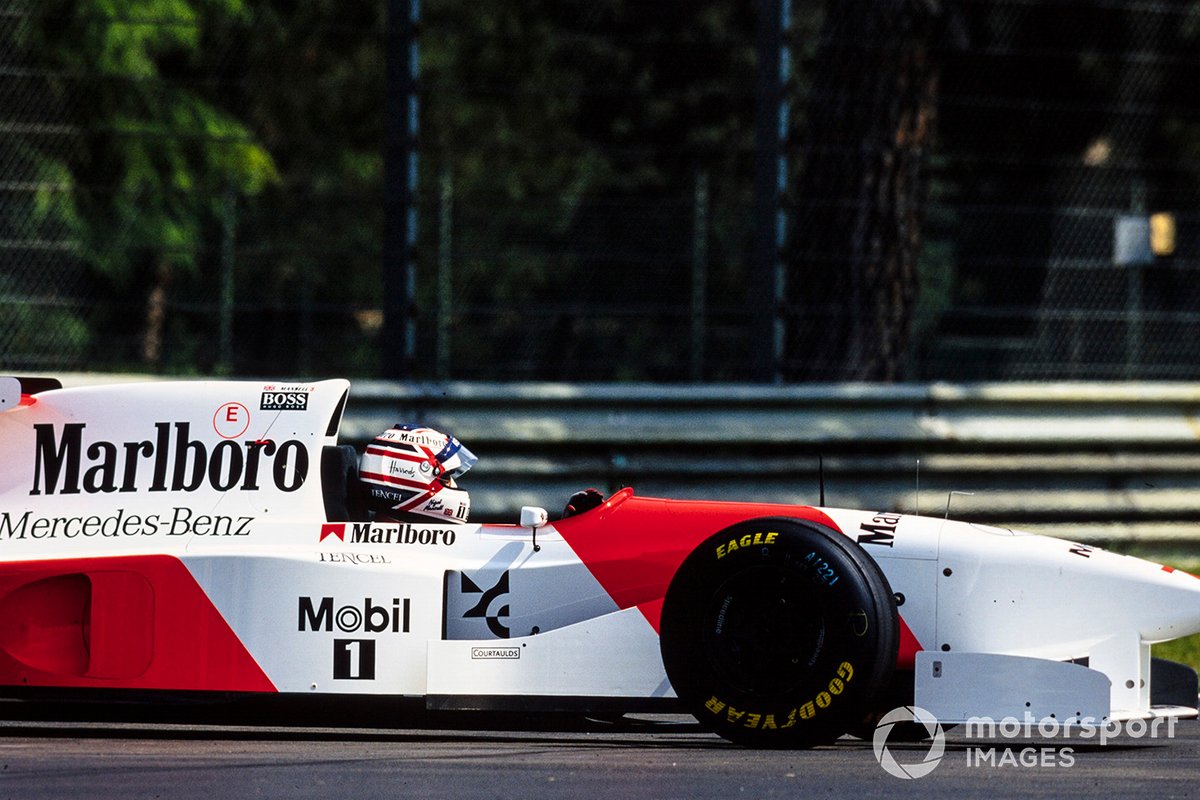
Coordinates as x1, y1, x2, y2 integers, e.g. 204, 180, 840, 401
660, 517, 898, 748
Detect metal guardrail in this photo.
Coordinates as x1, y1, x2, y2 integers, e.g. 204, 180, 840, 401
40, 376, 1200, 548
340, 381, 1200, 548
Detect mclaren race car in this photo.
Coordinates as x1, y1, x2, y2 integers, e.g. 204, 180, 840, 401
0, 376, 1197, 747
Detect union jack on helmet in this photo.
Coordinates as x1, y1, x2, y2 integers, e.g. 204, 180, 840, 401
359, 425, 476, 523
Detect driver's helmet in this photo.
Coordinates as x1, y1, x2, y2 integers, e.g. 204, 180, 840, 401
359, 424, 477, 523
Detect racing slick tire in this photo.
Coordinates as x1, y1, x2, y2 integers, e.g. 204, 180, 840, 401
660, 517, 898, 748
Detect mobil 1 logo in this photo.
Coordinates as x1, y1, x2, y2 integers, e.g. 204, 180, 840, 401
298, 595, 410, 682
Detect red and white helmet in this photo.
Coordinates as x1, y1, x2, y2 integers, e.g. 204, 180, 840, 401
359, 425, 477, 523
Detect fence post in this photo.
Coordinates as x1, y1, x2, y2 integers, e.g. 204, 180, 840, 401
437, 168, 453, 380
750, 0, 790, 383
691, 170, 709, 382
218, 185, 236, 375
382, 0, 420, 378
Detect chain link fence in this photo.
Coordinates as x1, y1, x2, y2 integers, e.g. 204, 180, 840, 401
920, 0, 1200, 381
2, 0, 1199, 381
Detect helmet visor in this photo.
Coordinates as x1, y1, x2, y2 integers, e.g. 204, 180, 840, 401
438, 438, 477, 479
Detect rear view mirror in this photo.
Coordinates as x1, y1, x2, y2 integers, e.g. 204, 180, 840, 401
520, 506, 548, 529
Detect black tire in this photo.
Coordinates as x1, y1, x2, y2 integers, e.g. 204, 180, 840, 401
660, 517, 898, 748
846, 672, 922, 741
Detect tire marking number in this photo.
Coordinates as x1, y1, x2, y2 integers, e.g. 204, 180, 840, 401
804, 551, 840, 586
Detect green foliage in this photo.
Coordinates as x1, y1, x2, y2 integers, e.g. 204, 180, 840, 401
0, 270, 92, 365
21, 0, 276, 287
9, 0, 398, 373
417, 0, 758, 378
1155, 634, 1200, 674
13, 0, 1199, 379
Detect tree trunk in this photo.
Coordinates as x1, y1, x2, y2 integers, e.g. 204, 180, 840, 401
787, 0, 945, 381
142, 260, 171, 367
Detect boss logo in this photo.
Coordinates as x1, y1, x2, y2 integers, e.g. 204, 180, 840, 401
260, 391, 309, 411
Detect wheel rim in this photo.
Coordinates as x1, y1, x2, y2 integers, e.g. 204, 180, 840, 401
702, 564, 826, 696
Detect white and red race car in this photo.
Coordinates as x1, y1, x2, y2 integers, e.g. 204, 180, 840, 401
0, 376, 1197, 747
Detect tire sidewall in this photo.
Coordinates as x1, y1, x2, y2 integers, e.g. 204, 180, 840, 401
660, 517, 897, 747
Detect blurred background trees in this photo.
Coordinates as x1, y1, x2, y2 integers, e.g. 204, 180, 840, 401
3, 0, 1199, 381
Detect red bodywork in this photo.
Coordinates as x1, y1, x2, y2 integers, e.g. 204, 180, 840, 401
0, 557, 274, 691
0, 489, 920, 695
557, 489, 922, 667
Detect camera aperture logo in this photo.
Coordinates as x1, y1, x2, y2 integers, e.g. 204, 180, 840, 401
873, 707, 1180, 778
872, 706, 945, 779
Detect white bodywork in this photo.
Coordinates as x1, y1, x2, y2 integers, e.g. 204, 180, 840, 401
818, 506, 1200, 721
0, 378, 1197, 728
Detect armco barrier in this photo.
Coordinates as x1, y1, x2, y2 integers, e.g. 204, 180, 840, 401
343, 381, 1200, 547
40, 377, 1200, 547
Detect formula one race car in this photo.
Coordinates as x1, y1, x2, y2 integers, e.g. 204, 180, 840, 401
0, 376, 1197, 747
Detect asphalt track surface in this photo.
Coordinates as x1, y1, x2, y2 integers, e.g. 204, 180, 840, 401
0, 712, 1198, 800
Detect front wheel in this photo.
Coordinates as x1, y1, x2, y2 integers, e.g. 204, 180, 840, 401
659, 517, 898, 748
